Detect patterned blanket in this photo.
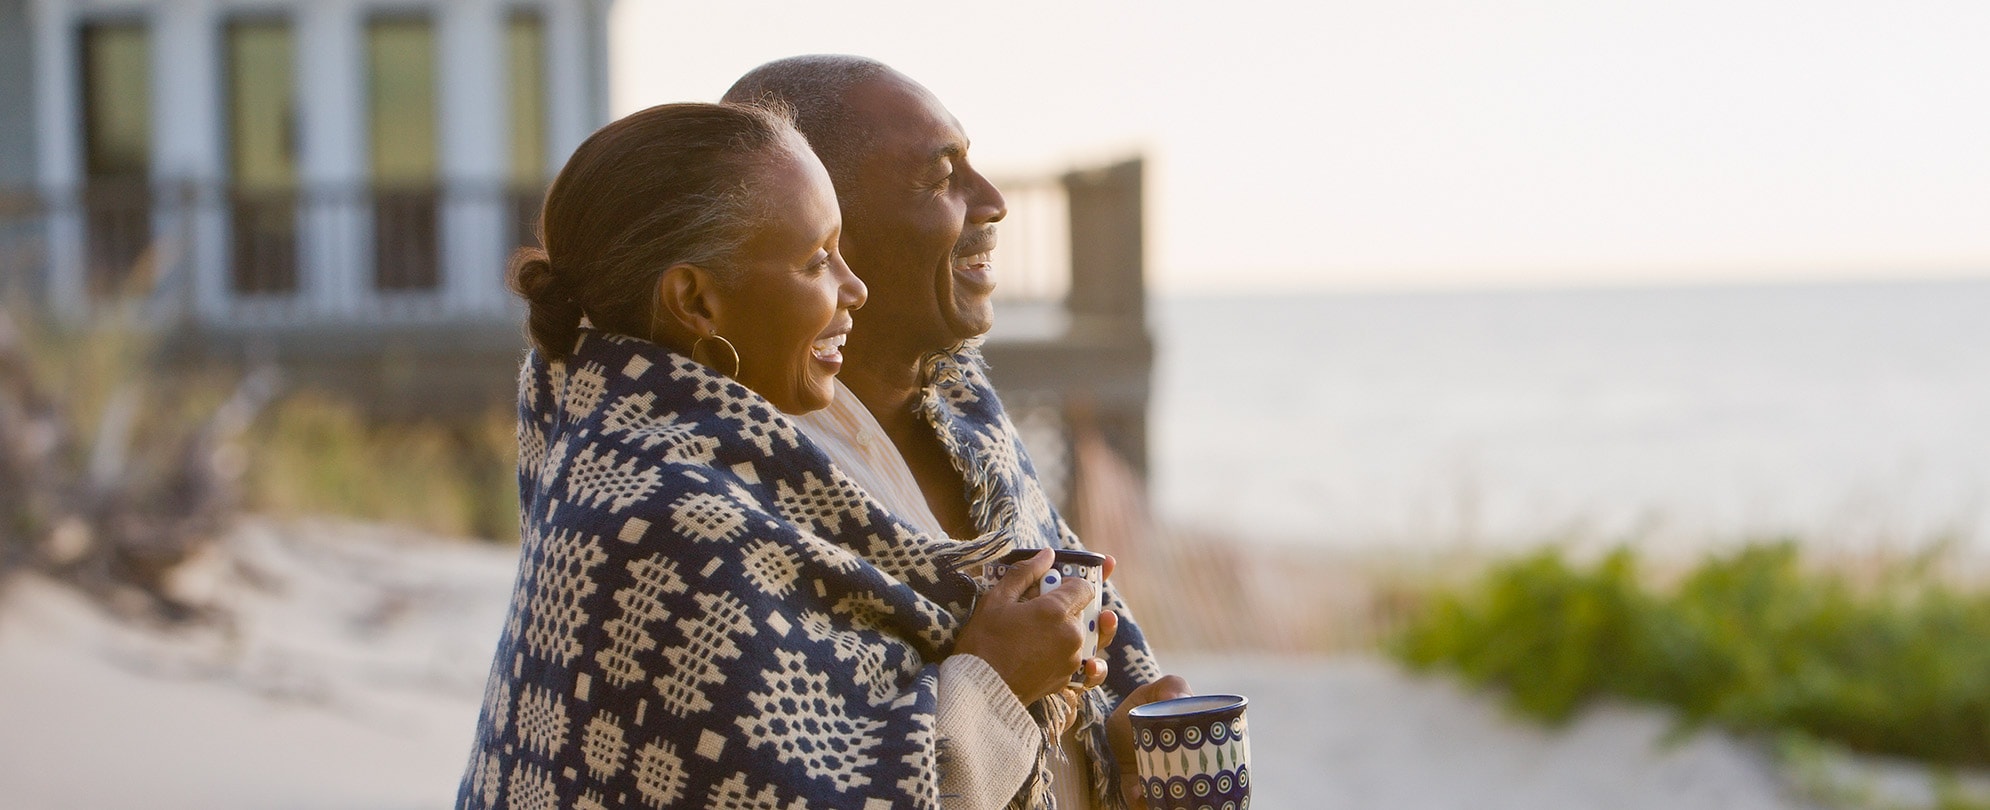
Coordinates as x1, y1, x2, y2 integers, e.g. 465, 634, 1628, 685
458, 329, 1158, 810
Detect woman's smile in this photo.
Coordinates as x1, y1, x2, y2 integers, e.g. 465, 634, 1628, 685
809, 329, 849, 366
710, 136, 866, 413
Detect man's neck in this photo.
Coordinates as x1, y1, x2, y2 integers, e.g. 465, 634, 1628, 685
836, 343, 929, 435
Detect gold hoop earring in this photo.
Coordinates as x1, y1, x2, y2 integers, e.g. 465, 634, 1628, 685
692, 333, 741, 377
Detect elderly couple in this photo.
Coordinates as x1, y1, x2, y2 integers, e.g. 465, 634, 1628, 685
458, 56, 1192, 810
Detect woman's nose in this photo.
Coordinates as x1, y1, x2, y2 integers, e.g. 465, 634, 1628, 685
836, 255, 868, 311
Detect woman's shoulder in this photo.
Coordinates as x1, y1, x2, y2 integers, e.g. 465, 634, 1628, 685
540, 330, 727, 425
526, 330, 813, 504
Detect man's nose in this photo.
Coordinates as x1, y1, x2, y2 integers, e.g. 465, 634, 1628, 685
968, 169, 1006, 224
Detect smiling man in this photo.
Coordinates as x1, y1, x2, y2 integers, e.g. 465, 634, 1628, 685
726, 56, 1191, 810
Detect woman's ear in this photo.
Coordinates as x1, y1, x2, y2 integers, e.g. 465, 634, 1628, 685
654, 263, 725, 340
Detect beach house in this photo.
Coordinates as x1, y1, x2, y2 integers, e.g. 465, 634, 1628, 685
2, 0, 610, 405
0, 0, 1152, 494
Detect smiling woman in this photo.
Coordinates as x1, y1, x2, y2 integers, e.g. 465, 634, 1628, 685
671, 142, 864, 413
461, 102, 1116, 810
508, 102, 864, 413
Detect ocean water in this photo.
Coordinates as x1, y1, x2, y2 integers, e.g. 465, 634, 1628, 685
1147, 279, 1990, 552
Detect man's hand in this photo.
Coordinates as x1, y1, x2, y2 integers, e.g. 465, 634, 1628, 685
1076, 607, 1119, 689
1108, 674, 1195, 808
954, 549, 1100, 705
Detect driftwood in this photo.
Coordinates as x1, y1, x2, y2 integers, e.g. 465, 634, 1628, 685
0, 308, 277, 620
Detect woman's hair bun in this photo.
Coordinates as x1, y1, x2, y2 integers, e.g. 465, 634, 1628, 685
508, 247, 584, 359
512, 249, 562, 304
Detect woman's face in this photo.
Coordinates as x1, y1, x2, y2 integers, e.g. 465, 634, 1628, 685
714, 142, 868, 414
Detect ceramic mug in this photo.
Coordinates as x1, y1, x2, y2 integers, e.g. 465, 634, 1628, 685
978, 548, 1107, 668
1128, 694, 1251, 810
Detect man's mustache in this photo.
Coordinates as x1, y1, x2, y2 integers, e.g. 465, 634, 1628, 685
952, 227, 998, 259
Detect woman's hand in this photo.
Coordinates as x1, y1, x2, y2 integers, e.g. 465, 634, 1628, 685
1108, 675, 1195, 808
954, 549, 1101, 705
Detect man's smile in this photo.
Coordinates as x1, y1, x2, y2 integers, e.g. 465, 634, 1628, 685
950, 231, 999, 295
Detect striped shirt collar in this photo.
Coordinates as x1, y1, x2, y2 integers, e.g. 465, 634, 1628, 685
791, 378, 948, 538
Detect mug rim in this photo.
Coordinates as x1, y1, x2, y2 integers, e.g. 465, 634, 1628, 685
1128, 693, 1248, 719
997, 548, 1108, 567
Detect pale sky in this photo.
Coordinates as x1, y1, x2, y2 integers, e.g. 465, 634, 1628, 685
609, 0, 1990, 293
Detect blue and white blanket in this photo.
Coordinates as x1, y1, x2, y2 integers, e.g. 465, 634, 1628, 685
458, 329, 1159, 809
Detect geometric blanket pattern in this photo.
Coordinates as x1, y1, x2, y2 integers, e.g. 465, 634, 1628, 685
457, 330, 1158, 809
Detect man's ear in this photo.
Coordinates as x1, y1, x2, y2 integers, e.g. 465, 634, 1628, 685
655, 263, 726, 338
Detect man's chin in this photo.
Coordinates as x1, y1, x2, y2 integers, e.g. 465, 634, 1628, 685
941, 299, 996, 342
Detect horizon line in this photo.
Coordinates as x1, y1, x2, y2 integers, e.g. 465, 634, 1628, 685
1145, 269, 1990, 299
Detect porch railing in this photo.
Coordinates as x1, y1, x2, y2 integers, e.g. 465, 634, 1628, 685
0, 160, 1149, 492
0, 159, 1138, 340
0, 181, 545, 328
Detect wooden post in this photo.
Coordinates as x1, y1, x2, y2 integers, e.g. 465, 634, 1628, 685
1060, 157, 1150, 482
1063, 158, 1144, 336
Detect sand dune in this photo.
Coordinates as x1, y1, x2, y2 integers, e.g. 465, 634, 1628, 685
0, 519, 1824, 809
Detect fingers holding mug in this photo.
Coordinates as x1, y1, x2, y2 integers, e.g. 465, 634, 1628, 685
1079, 656, 1109, 691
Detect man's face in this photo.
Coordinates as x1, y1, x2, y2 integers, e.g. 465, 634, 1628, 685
834, 74, 1006, 357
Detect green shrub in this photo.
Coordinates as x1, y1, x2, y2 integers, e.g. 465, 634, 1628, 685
245, 393, 517, 541
1393, 543, 1990, 767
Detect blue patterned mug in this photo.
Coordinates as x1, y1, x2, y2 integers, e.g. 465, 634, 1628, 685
978, 548, 1107, 667
1128, 694, 1251, 810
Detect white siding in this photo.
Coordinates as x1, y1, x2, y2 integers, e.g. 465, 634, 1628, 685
26, 0, 610, 326
437, 0, 506, 314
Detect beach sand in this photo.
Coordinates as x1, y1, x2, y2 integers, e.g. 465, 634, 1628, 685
0, 519, 1822, 810
1173, 655, 1816, 810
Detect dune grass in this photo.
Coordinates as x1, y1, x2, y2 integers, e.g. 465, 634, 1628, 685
244, 393, 517, 542
1392, 541, 1990, 770
26, 323, 520, 543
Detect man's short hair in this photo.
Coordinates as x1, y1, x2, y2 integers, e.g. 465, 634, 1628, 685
722, 55, 893, 187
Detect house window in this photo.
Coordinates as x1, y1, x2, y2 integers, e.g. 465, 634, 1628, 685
78, 21, 151, 295
507, 11, 547, 249
366, 16, 438, 291
225, 19, 298, 295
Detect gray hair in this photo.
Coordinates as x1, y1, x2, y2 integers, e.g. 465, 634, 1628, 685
722, 55, 894, 187
511, 102, 802, 360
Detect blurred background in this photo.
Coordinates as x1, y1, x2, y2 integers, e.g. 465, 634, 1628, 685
2, 0, 1988, 808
